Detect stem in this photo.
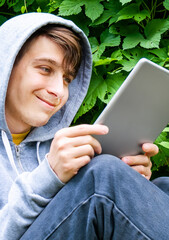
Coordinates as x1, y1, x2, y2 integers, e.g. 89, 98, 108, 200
150, 0, 157, 19
163, 9, 167, 19
0, 12, 15, 16
24, 0, 28, 13
142, 1, 150, 12
156, 2, 164, 9
136, 20, 145, 29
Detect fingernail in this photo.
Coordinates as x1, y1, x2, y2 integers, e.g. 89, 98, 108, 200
143, 143, 150, 151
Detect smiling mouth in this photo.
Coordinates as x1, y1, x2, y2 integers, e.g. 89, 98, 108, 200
37, 96, 60, 108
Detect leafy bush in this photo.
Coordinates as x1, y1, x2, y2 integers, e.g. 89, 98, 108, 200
1, 0, 169, 178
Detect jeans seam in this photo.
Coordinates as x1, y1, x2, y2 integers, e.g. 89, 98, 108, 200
45, 193, 152, 240
112, 200, 152, 240
44, 194, 95, 239
95, 194, 152, 240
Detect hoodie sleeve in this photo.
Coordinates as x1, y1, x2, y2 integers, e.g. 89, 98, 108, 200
0, 157, 64, 240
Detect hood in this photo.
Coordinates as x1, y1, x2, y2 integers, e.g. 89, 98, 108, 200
0, 12, 92, 142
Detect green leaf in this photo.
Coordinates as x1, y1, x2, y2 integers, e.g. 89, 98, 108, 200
0, 0, 5, 7
89, 37, 99, 53
92, 0, 121, 25
0, 15, 7, 25
163, 127, 169, 132
117, 4, 150, 22
119, 0, 132, 5
94, 58, 114, 67
91, 30, 121, 61
103, 73, 125, 103
122, 25, 144, 50
48, 0, 63, 13
152, 149, 168, 170
134, 9, 150, 22
21, 6, 26, 13
140, 19, 169, 49
37, 7, 41, 12
74, 72, 107, 121
59, 0, 104, 21
92, 44, 106, 61
159, 141, 169, 149
59, 0, 84, 16
163, 0, 169, 10
89, 37, 106, 61
119, 48, 151, 71
109, 25, 118, 34
85, 0, 104, 22
7, 0, 19, 8
149, 48, 168, 60
111, 49, 123, 61
100, 29, 121, 47
91, 9, 112, 25
117, 4, 138, 21
103, 0, 122, 25
104, 0, 122, 10
64, 13, 90, 36
123, 33, 144, 50
154, 131, 168, 144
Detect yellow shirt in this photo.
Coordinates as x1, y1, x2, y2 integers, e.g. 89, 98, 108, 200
12, 130, 30, 145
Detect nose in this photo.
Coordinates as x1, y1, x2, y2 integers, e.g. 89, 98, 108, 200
47, 75, 65, 99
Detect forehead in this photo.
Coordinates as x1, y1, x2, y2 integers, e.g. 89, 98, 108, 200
23, 35, 64, 61
14, 35, 65, 69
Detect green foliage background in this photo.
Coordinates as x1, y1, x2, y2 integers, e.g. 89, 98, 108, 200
1, 0, 169, 178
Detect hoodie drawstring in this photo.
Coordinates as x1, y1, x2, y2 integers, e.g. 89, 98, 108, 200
36, 141, 41, 165
1, 130, 19, 176
1, 130, 41, 176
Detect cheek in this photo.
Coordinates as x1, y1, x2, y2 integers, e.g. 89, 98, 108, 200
65, 89, 69, 102
60, 89, 69, 107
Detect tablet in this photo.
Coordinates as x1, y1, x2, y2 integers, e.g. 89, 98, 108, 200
94, 58, 169, 157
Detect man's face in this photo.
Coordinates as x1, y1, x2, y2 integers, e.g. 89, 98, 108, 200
5, 36, 71, 133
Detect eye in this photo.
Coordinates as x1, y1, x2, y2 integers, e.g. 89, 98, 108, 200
40, 66, 51, 74
63, 77, 72, 84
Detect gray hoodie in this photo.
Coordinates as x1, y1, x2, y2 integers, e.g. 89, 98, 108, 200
0, 12, 92, 239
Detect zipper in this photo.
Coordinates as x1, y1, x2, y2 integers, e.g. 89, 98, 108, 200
15, 145, 24, 172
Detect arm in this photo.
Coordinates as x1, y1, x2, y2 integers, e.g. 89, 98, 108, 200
0, 157, 64, 240
0, 124, 108, 239
121, 143, 159, 180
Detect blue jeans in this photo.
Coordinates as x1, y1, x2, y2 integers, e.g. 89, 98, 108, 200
21, 154, 169, 240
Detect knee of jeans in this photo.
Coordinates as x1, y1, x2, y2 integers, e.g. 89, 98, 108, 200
88, 154, 126, 177
80, 154, 127, 195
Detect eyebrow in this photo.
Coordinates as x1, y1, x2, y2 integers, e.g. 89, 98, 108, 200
32, 58, 62, 68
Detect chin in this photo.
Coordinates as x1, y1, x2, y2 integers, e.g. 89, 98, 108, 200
31, 117, 51, 127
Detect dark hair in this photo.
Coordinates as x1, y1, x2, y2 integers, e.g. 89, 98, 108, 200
14, 24, 82, 78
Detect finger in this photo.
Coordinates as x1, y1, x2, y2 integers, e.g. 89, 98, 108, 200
56, 124, 109, 138
68, 135, 102, 154
122, 155, 151, 167
56, 155, 91, 183
131, 165, 152, 180
71, 144, 95, 158
73, 155, 91, 172
65, 155, 91, 175
142, 143, 159, 157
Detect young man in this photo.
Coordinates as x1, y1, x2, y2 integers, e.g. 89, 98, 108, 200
0, 12, 168, 240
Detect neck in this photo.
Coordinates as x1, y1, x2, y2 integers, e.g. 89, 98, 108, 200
5, 117, 31, 134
